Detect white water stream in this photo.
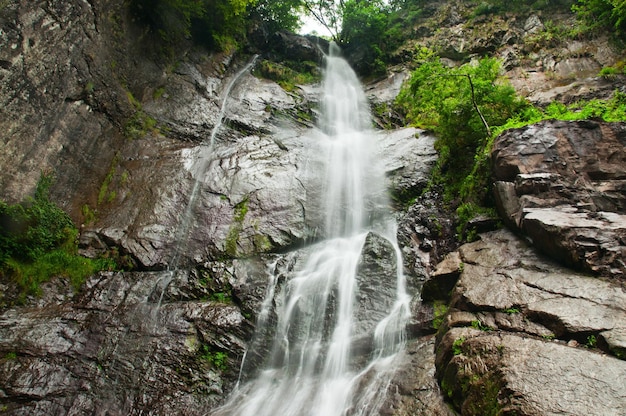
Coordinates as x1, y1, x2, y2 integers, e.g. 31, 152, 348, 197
213, 45, 410, 416
171, 55, 258, 271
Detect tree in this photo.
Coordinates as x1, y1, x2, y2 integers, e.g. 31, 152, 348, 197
573, 0, 626, 37
301, 0, 343, 41
396, 49, 527, 202
130, 0, 257, 51
250, 0, 303, 34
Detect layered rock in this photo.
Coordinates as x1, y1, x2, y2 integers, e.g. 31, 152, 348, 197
0, 269, 251, 415
492, 119, 626, 278
430, 229, 626, 415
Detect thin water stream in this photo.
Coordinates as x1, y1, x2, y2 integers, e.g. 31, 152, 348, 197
212, 44, 409, 416
170, 55, 258, 271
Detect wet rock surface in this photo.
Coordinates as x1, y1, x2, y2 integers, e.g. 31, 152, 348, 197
0, 270, 251, 415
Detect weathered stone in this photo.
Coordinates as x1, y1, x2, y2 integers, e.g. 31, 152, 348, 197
0, 270, 255, 415
492, 120, 626, 278
377, 337, 456, 416
378, 128, 438, 204
437, 327, 626, 416
354, 232, 400, 337
433, 229, 626, 414
421, 251, 461, 302
601, 328, 626, 358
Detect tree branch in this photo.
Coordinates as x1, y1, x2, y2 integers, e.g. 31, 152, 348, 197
442, 73, 492, 137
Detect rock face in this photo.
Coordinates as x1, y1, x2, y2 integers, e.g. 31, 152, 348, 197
492, 119, 626, 278
0, 0, 128, 210
0, 1, 444, 414
395, 1, 625, 107
432, 229, 626, 415
0, 269, 251, 415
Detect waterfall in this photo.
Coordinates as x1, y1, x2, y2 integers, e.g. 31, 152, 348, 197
171, 55, 258, 271
213, 44, 409, 416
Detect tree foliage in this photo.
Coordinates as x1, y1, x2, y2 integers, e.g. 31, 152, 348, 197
396, 48, 528, 204
573, 0, 626, 37
250, 0, 303, 34
130, 0, 257, 50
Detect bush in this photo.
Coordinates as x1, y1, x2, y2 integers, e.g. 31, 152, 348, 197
397, 47, 626, 239
573, 0, 626, 38
0, 174, 74, 262
0, 173, 116, 299
396, 49, 528, 205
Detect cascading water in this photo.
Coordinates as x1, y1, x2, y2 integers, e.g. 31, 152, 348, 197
171, 55, 258, 270
213, 44, 410, 416
99, 58, 259, 405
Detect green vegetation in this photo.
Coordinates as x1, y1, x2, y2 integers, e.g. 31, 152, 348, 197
396, 49, 528, 208
254, 60, 320, 91
470, 0, 575, 15
210, 291, 231, 303
251, 0, 303, 34
586, 334, 598, 348
471, 320, 494, 331
128, 0, 307, 52
397, 45, 626, 239
200, 345, 228, 371
340, 0, 403, 76
0, 174, 116, 300
432, 300, 449, 330
452, 337, 465, 355
224, 197, 249, 257
124, 91, 159, 140
573, 0, 626, 38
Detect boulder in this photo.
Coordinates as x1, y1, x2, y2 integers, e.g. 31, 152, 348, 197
492, 119, 626, 279
432, 229, 626, 414
437, 327, 626, 416
353, 232, 400, 337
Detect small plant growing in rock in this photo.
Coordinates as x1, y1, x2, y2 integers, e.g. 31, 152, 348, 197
432, 301, 449, 330
452, 337, 465, 355
471, 320, 493, 331
586, 334, 597, 348
201, 345, 228, 371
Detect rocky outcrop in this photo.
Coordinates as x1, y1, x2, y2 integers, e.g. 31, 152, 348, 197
0, 268, 251, 415
0, 0, 130, 210
492, 119, 626, 278
394, 1, 624, 107
431, 229, 626, 415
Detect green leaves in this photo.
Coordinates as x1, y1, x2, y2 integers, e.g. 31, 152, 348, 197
572, 0, 626, 37
130, 0, 257, 51
0, 173, 116, 299
397, 52, 526, 205
0, 173, 74, 263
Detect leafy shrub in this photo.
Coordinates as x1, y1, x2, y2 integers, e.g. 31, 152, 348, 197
396, 49, 528, 205
573, 0, 626, 38
0, 174, 74, 262
0, 174, 116, 299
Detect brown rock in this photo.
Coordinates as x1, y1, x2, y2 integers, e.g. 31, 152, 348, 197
491, 120, 626, 278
